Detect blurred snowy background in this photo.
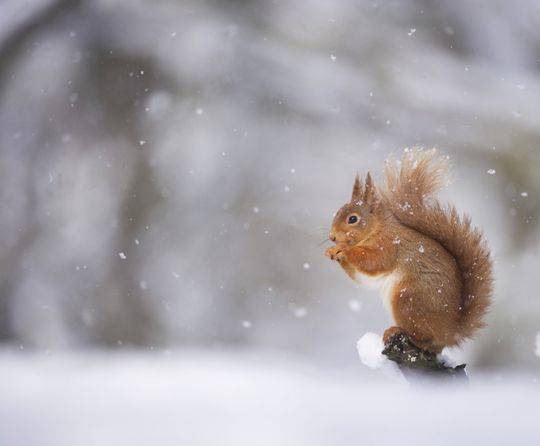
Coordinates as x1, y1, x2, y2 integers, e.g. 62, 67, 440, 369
1, 0, 540, 444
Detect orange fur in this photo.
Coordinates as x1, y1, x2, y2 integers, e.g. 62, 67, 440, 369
325, 149, 493, 353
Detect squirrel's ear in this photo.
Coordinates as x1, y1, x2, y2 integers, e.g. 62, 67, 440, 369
351, 174, 362, 202
364, 172, 379, 211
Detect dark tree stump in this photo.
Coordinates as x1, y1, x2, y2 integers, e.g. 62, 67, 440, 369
382, 332, 467, 381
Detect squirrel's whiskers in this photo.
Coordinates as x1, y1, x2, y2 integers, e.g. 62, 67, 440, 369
317, 238, 332, 247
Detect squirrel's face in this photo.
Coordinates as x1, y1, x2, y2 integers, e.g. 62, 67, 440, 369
329, 202, 377, 246
329, 173, 380, 246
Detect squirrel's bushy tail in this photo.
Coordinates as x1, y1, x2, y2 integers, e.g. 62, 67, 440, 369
383, 148, 493, 341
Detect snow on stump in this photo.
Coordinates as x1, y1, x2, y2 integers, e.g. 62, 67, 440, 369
357, 332, 467, 382
382, 332, 467, 381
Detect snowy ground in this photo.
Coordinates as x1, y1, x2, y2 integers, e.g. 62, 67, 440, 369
1, 348, 539, 446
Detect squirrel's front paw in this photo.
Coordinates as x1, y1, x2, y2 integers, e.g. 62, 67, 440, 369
325, 246, 346, 263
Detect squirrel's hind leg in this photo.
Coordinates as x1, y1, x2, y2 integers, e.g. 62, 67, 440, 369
383, 326, 406, 344
383, 326, 442, 354
388, 284, 453, 354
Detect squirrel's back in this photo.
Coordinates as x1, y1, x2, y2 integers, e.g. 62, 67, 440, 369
382, 149, 493, 342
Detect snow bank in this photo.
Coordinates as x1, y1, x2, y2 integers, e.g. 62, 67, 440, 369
0, 349, 538, 446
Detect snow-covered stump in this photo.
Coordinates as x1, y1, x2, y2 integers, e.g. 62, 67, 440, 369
357, 332, 466, 383
382, 332, 467, 381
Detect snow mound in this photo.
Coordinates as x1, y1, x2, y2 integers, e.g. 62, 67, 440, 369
356, 332, 406, 383
356, 332, 386, 369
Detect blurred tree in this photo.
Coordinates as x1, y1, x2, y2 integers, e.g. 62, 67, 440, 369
0, 0, 84, 341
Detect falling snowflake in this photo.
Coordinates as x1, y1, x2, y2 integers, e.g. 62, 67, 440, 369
348, 299, 362, 312
292, 307, 307, 318
118, 252, 127, 260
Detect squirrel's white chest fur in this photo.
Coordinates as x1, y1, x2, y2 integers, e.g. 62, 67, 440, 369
353, 270, 402, 319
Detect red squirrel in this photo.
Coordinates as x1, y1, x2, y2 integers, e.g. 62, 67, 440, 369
325, 149, 493, 353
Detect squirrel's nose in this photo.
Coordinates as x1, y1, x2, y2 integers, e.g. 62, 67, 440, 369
329, 234, 336, 242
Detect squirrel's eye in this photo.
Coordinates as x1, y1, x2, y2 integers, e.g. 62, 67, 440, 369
347, 215, 359, 224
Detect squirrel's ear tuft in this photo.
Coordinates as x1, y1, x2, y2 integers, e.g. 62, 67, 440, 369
351, 174, 362, 202
364, 172, 379, 211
